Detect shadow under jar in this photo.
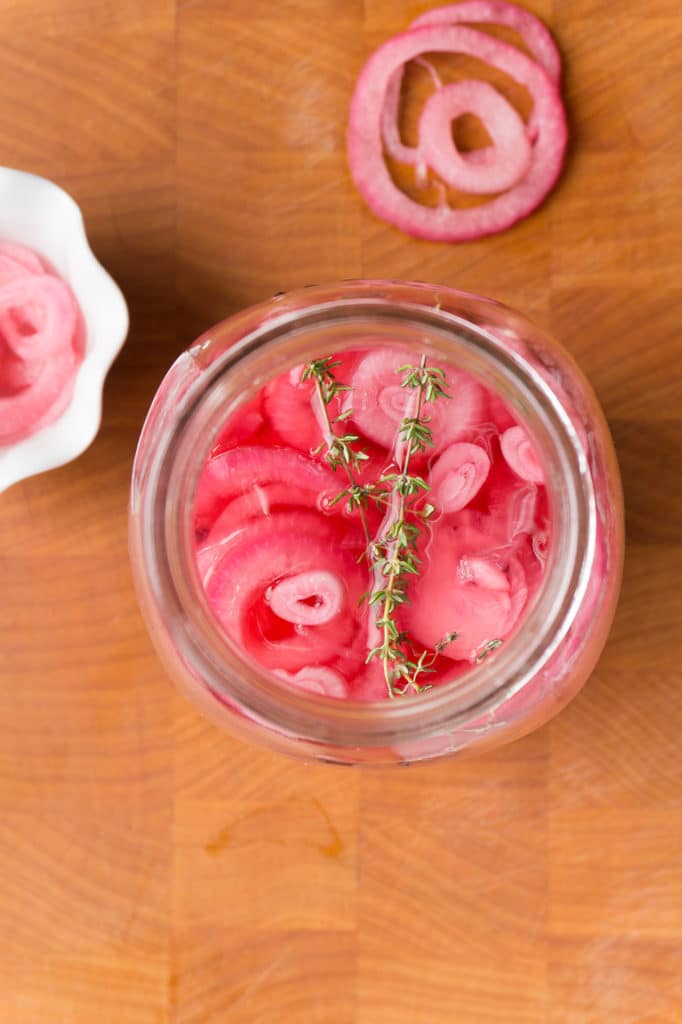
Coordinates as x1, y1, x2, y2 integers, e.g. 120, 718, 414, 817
129, 280, 623, 766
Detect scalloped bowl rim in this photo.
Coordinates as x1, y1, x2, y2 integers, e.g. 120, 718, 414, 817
0, 166, 129, 493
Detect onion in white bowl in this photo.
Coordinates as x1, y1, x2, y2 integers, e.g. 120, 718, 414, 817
0, 165, 128, 493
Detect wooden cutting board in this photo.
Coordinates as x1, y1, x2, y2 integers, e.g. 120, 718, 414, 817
1, 1, 681, 1020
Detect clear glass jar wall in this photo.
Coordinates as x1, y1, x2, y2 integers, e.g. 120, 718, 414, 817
129, 281, 623, 765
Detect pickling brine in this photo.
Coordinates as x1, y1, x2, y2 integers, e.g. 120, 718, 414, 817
194, 346, 551, 702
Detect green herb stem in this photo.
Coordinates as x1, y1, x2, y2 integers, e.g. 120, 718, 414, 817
303, 359, 373, 549
304, 354, 462, 699
367, 356, 455, 698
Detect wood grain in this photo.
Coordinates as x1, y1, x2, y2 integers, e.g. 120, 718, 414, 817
1, 1, 681, 1021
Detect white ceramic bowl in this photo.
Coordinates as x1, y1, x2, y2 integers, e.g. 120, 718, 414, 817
0, 166, 128, 493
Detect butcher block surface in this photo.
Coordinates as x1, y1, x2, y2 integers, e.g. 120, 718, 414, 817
1, 1, 681, 1020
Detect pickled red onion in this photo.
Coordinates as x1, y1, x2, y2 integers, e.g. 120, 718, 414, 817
410, 2, 562, 82
263, 369, 321, 452
381, 0, 562, 170
500, 425, 544, 483
0, 242, 44, 282
267, 569, 345, 626
348, 22, 568, 241
404, 522, 527, 661
274, 666, 350, 699
195, 445, 338, 521
197, 481, 329, 584
205, 511, 366, 673
0, 244, 81, 445
0, 275, 77, 360
0, 347, 77, 444
416, 81, 532, 195
430, 441, 491, 513
348, 347, 485, 451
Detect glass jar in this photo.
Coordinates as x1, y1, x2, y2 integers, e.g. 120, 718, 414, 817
129, 280, 623, 765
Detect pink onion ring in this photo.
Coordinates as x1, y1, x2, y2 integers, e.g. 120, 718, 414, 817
382, 57, 443, 169
430, 441, 491, 512
0, 274, 77, 361
205, 511, 367, 673
267, 569, 345, 626
417, 80, 532, 194
0, 347, 77, 444
274, 666, 350, 699
500, 425, 544, 483
347, 347, 486, 452
194, 445, 338, 521
0, 242, 45, 281
349, 24, 567, 241
381, 1, 561, 170
411, 1, 562, 82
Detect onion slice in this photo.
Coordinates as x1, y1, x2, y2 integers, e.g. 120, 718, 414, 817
205, 511, 367, 673
500, 425, 544, 483
417, 80, 532, 194
0, 274, 77, 361
348, 24, 567, 241
430, 441, 491, 512
381, 0, 562, 168
410, 1, 562, 82
274, 666, 350, 699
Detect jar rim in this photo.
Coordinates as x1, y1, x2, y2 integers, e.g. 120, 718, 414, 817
131, 280, 596, 757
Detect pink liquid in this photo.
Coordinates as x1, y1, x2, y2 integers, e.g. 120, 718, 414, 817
0, 241, 84, 445
193, 346, 550, 701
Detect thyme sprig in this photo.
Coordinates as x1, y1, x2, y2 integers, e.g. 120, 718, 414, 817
302, 357, 374, 546
304, 354, 463, 699
476, 638, 503, 662
366, 357, 456, 698
302, 359, 367, 473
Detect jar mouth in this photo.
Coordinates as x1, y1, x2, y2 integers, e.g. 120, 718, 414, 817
136, 281, 596, 752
